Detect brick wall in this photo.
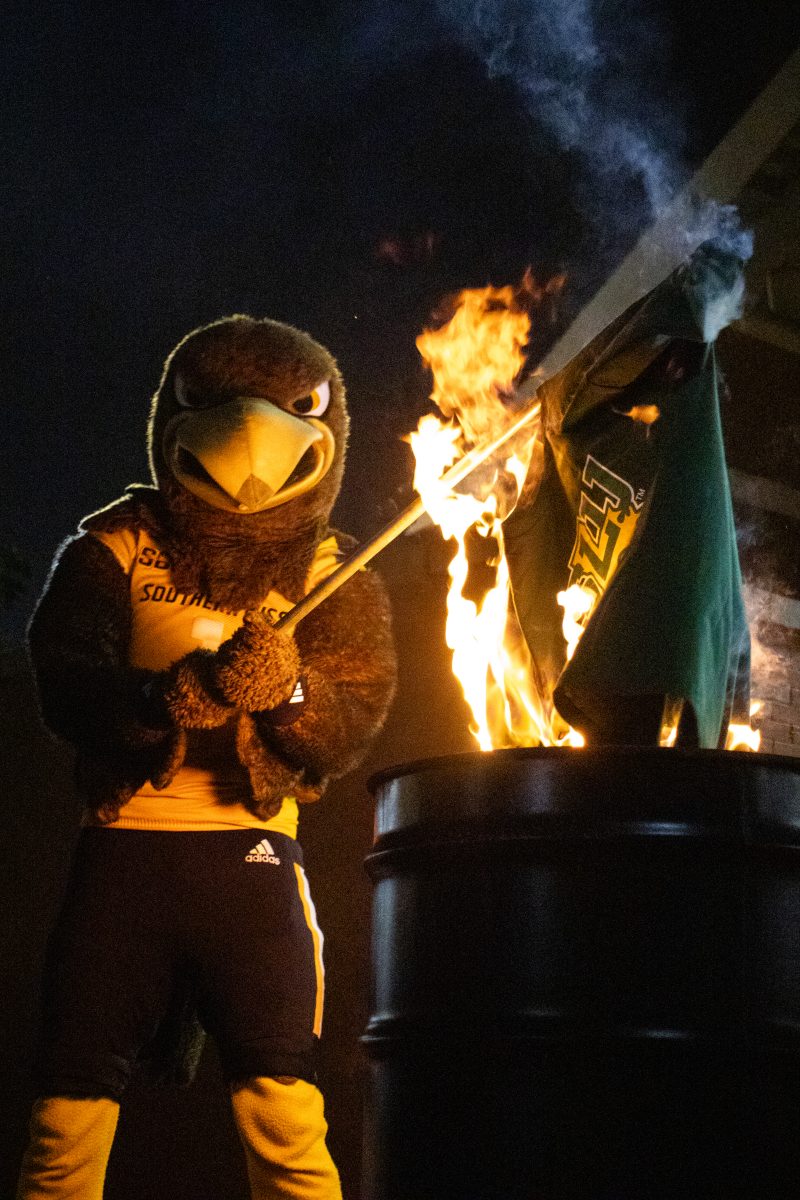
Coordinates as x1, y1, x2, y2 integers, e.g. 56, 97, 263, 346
748, 618, 800, 758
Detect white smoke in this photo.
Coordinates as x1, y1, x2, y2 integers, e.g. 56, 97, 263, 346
338, 0, 754, 270
436, 0, 681, 220
434, 0, 757, 264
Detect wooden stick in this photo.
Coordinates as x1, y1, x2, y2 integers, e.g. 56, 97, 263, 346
275, 403, 541, 632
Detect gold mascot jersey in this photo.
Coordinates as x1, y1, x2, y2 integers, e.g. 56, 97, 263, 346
89, 527, 342, 834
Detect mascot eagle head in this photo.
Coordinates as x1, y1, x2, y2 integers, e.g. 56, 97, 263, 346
150, 314, 348, 525
144, 315, 350, 609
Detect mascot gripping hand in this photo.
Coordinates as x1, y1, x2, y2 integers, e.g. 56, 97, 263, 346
17, 316, 397, 1200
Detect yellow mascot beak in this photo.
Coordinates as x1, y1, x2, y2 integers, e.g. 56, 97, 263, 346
164, 397, 336, 513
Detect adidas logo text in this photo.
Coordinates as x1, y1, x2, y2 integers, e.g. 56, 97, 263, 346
245, 837, 281, 865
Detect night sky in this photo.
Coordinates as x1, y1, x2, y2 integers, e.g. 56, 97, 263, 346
2, 0, 799, 636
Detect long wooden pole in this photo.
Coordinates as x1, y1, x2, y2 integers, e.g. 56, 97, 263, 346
275, 47, 800, 635
275, 402, 541, 632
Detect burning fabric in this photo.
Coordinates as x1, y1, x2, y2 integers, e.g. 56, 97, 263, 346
504, 241, 750, 748
414, 241, 752, 750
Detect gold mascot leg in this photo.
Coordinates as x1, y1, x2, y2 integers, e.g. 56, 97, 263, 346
230, 1076, 342, 1200
16, 1096, 120, 1199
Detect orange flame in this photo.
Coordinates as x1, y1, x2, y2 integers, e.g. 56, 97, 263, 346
416, 283, 530, 443
411, 282, 576, 749
557, 584, 596, 662
726, 701, 762, 752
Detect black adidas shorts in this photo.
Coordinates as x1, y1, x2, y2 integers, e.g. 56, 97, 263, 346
34, 828, 325, 1099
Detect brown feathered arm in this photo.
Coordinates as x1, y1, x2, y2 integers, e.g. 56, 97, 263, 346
264, 567, 396, 782
28, 535, 232, 761
215, 567, 396, 785
29, 536, 167, 754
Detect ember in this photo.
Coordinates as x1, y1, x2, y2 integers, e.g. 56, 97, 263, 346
374, 231, 439, 267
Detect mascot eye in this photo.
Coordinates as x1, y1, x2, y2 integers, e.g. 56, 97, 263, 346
174, 373, 204, 408
288, 380, 330, 417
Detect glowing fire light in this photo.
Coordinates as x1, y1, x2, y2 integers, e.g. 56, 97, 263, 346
726, 701, 762, 752
557, 584, 596, 662
411, 281, 577, 750
416, 284, 530, 444
661, 723, 679, 748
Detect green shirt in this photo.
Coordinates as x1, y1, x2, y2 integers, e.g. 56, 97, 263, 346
504, 244, 750, 747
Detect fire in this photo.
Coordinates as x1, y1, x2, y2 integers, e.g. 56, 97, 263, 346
658, 698, 683, 748
416, 283, 530, 445
658, 699, 762, 750
410, 279, 762, 755
557, 584, 596, 662
410, 414, 569, 749
411, 281, 576, 749
726, 701, 762, 752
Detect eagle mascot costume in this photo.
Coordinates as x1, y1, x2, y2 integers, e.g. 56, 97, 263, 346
18, 316, 397, 1200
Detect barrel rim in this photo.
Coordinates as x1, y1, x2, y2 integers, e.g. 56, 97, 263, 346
367, 745, 800, 795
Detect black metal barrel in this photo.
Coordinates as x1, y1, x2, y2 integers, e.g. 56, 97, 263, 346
362, 747, 800, 1200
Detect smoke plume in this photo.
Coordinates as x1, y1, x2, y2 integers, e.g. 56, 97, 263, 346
434, 0, 752, 262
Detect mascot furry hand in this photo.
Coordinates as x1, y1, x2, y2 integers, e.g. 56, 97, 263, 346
29, 316, 397, 826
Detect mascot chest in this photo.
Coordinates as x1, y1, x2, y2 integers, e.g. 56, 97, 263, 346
93, 526, 330, 671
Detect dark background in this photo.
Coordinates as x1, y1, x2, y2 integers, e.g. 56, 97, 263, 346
2, 2, 799, 1197
2, 0, 798, 597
